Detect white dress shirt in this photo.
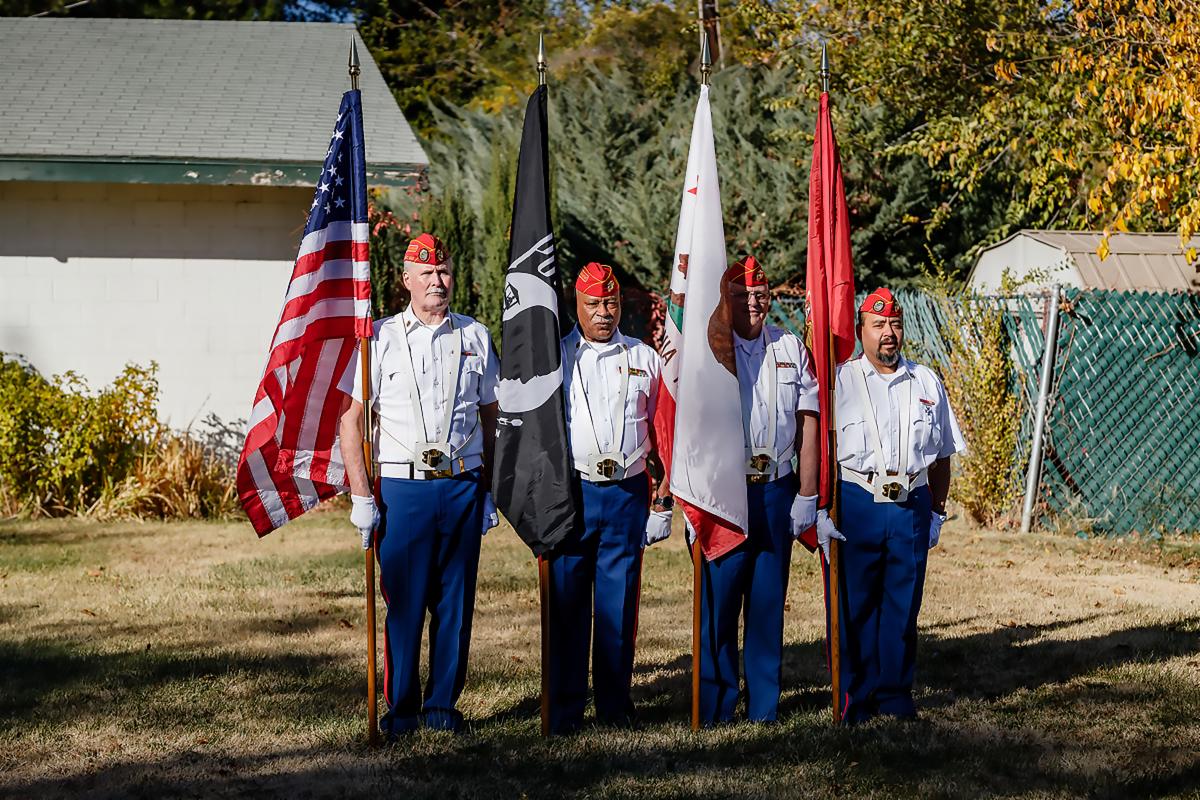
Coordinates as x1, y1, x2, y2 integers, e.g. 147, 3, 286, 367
734, 324, 820, 478
561, 327, 661, 478
834, 355, 965, 475
339, 308, 499, 467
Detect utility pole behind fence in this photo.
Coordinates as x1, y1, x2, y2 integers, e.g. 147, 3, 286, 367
1021, 284, 1062, 533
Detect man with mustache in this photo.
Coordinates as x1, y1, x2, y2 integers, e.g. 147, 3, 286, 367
547, 262, 669, 735
699, 255, 821, 725
337, 233, 500, 738
816, 287, 965, 724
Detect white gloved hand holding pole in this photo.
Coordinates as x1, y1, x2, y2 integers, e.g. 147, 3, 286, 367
644, 509, 672, 546
816, 508, 846, 561
482, 492, 499, 535
790, 494, 818, 540
350, 494, 379, 551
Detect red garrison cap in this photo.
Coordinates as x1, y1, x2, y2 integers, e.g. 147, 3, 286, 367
859, 288, 902, 318
404, 233, 448, 266
722, 255, 769, 287
575, 262, 620, 298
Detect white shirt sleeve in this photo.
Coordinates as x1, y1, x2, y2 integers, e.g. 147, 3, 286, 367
793, 343, 820, 414
937, 378, 967, 459
479, 330, 500, 406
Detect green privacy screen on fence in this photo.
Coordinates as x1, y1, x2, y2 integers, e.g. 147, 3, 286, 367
770, 288, 1200, 535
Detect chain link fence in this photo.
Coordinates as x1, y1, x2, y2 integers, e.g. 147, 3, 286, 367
770, 287, 1200, 536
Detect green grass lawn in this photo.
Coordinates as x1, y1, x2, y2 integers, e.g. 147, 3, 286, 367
1, 511, 1199, 799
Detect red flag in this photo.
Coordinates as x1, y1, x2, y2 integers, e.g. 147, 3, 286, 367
805, 91, 857, 527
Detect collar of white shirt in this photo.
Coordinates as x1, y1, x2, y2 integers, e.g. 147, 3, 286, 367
733, 329, 766, 356
860, 354, 911, 385
570, 326, 624, 355
401, 307, 452, 334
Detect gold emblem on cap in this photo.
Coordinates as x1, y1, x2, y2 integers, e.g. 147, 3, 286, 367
420, 248, 430, 262
436, 249, 445, 262
873, 299, 885, 312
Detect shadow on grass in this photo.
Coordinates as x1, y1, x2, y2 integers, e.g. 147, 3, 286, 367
4, 615, 1199, 799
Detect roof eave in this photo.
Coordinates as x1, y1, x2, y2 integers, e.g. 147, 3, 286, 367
0, 156, 427, 188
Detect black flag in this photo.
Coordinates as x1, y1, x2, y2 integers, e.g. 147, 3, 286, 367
493, 85, 581, 556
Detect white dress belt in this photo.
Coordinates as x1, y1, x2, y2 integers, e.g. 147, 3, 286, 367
378, 454, 483, 480
839, 464, 928, 495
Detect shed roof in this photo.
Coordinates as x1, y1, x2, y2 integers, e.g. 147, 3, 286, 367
0, 18, 427, 186
974, 230, 1199, 292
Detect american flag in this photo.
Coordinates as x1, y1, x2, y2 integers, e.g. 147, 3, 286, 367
236, 89, 372, 535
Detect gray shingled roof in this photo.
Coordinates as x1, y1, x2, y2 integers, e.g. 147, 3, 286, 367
0, 18, 427, 181
980, 230, 1200, 292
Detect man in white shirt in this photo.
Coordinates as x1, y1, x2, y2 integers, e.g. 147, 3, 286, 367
337, 233, 500, 738
816, 287, 966, 724
548, 262, 669, 735
699, 256, 821, 725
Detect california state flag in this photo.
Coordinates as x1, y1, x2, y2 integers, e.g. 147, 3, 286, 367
653, 85, 747, 559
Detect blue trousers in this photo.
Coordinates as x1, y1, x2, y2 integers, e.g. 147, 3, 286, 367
699, 472, 797, 724
825, 480, 931, 724
375, 470, 484, 735
546, 473, 649, 735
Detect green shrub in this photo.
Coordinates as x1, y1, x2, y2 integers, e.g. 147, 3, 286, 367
0, 355, 237, 520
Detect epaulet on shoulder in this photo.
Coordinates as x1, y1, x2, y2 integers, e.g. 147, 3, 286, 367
766, 323, 798, 344
451, 311, 482, 330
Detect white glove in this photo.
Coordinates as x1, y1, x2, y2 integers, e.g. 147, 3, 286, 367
790, 493, 818, 540
644, 509, 672, 547
349, 494, 379, 551
482, 492, 499, 535
929, 510, 946, 548
816, 508, 846, 561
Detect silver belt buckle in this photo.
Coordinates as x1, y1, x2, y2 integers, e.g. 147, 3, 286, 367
587, 452, 625, 483
746, 447, 775, 484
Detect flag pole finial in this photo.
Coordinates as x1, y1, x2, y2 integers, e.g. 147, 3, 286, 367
349, 36, 361, 91
537, 32, 547, 87
820, 42, 830, 93
700, 30, 712, 86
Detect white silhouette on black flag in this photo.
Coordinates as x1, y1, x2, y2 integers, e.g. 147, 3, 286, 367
493, 84, 581, 556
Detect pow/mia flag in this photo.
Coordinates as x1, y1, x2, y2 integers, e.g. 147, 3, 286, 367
492, 84, 581, 557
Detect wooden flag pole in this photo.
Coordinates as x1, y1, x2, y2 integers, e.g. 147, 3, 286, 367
821, 42, 843, 727
537, 554, 549, 734
688, 18, 713, 738
349, 38, 380, 749
827, 330, 842, 726
534, 34, 553, 740
691, 540, 702, 731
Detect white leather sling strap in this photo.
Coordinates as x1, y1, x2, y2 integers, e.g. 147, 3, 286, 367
847, 357, 923, 503
571, 337, 648, 481
381, 313, 476, 471
742, 336, 794, 481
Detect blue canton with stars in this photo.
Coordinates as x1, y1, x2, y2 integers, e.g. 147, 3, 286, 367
303, 90, 368, 237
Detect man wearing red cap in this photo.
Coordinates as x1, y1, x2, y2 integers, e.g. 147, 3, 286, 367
337, 233, 501, 737
546, 261, 669, 734
697, 255, 821, 725
816, 287, 965, 723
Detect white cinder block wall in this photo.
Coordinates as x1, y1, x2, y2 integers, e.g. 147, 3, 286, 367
0, 180, 313, 427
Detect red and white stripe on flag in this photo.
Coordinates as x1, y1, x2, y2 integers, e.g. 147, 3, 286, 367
236, 219, 372, 535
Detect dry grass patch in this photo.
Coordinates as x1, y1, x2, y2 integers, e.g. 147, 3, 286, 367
1, 513, 1198, 799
